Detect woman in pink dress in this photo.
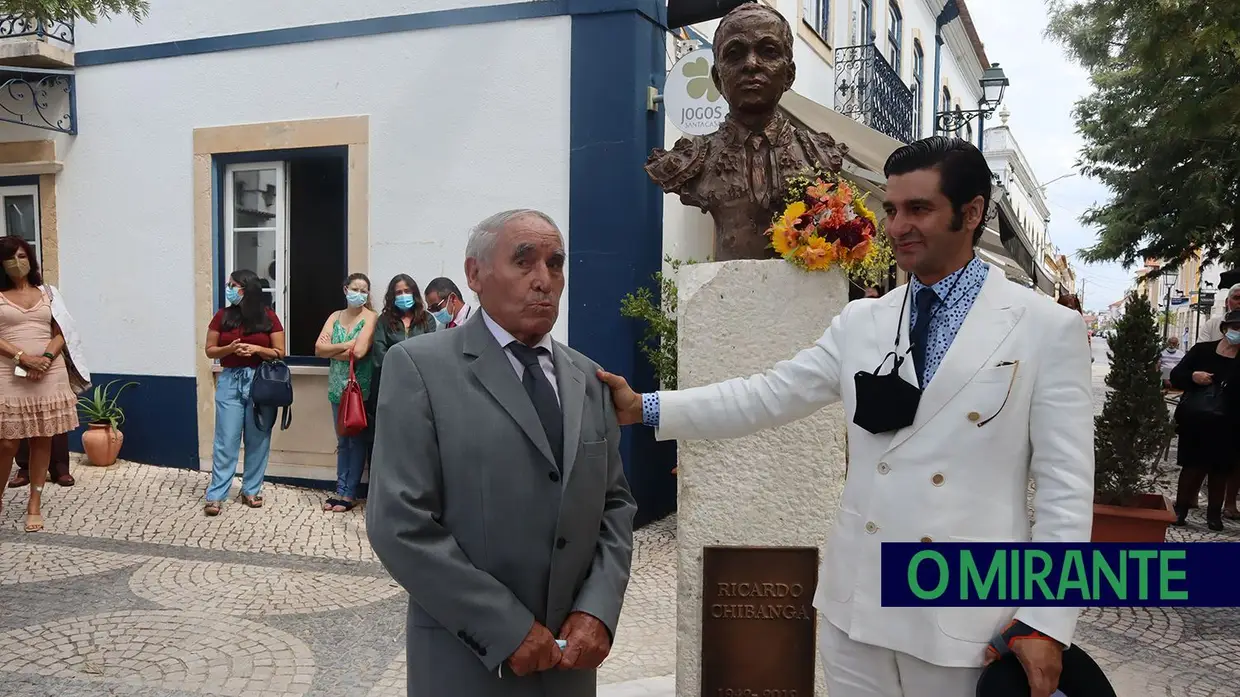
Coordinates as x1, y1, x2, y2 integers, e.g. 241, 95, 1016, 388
0, 236, 79, 532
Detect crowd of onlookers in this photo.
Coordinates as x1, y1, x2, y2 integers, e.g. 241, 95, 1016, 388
201, 269, 475, 516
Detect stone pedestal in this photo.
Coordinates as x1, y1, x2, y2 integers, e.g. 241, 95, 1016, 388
674, 259, 850, 697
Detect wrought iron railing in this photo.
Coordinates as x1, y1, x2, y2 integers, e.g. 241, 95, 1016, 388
0, 16, 75, 46
834, 43, 914, 144
0, 70, 75, 133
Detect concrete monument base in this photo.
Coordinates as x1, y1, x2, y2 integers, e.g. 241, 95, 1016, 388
673, 259, 850, 697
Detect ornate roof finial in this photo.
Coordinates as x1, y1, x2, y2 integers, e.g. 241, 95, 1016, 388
999, 105, 1011, 126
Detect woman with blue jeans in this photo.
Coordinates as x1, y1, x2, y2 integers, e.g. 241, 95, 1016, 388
203, 269, 285, 516
315, 272, 377, 512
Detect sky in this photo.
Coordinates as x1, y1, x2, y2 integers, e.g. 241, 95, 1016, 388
966, 0, 1135, 312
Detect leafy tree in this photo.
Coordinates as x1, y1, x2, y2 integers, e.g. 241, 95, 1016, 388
1046, 0, 1240, 271
1093, 291, 1172, 506
0, 0, 147, 23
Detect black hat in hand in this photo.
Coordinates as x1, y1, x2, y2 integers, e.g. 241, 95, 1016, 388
976, 645, 1117, 697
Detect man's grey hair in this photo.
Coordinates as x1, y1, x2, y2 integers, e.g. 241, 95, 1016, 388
465, 209, 563, 263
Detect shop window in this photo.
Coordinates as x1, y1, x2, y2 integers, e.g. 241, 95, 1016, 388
218, 147, 347, 359
0, 182, 40, 265
802, 0, 829, 43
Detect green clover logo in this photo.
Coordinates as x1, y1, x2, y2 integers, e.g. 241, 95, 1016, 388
683, 57, 720, 102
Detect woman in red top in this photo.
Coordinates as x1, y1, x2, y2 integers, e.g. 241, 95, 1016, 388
203, 269, 284, 516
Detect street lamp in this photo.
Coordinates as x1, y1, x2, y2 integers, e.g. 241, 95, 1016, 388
936, 62, 1009, 149
980, 63, 1009, 105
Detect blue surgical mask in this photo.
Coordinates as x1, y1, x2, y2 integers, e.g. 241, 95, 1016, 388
394, 293, 415, 311
346, 290, 367, 308
1226, 329, 1240, 345
225, 287, 241, 306
433, 308, 452, 325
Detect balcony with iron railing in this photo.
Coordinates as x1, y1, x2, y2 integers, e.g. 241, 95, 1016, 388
0, 16, 76, 134
0, 16, 74, 68
833, 43, 914, 144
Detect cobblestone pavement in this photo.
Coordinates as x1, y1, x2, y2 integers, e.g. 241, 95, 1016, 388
2, 339, 1236, 696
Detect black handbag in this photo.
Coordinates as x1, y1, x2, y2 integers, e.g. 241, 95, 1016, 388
251, 359, 293, 432
1176, 382, 1229, 421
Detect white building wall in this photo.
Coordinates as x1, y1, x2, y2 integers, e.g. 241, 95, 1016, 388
74, 0, 531, 50
60, 15, 572, 378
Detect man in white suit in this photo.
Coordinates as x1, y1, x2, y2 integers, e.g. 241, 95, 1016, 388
599, 137, 1094, 697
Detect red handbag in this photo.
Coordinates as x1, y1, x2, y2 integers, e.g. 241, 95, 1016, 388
336, 351, 368, 437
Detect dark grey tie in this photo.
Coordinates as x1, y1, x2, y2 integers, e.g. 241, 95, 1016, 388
507, 342, 563, 469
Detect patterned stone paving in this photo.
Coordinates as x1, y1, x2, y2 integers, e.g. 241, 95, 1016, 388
0, 338, 1236, 696
128, 558, 404, 616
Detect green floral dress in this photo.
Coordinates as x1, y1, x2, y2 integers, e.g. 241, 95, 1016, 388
328, 316, 373, 404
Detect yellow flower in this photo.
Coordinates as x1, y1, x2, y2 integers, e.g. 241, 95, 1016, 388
770, 201, 807, 256
798, 236, 834, 271
854, 193, 877, 226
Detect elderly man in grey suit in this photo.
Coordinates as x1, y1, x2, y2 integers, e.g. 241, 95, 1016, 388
366, 208, 638, 696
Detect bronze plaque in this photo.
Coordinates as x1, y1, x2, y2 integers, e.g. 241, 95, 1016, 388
701, 546, 819, 697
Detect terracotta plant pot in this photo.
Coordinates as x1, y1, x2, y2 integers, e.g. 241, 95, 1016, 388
81, 423, 124, 466
1091, 493, 1176, 542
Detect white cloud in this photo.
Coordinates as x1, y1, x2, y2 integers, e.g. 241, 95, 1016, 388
967, 0, 1136, 310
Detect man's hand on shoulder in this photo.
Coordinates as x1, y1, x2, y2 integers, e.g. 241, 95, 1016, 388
596, 369, 642, 426
557, 611, 611, 671
506, 621, 562, 676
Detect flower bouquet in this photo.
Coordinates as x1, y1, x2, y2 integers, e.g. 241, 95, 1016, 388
765, 170, 892, 284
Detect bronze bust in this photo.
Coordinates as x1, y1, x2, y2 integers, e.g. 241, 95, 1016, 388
646, 3, 849, 261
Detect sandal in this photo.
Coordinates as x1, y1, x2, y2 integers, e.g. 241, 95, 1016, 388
325, 497, 355, 512
55, 474, 74, 487
1224, 509, 1240, 520
8, 472, 28, 487
24, 512, 43, 533
239, 494, 264, 508
204, 501, 222, 516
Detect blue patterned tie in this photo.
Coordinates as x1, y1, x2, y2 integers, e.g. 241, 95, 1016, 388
910, 288, 938, 386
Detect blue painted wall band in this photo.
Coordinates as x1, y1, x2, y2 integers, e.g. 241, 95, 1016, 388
78, 0, 664, 67
568, 5, 676, 526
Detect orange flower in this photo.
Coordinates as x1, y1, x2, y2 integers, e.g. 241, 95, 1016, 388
842, 237, 872, 261
807, 180, 834, 201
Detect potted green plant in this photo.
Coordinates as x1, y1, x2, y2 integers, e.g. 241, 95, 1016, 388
1091, 291, 1176, 541
77, 379, 138, 466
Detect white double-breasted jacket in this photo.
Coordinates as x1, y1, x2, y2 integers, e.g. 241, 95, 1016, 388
655, 263, 1095, 668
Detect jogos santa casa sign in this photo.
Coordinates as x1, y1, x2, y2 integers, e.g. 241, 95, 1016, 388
665, 48, 729, 136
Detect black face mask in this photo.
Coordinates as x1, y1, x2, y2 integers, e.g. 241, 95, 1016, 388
853, 352, 922, 434
850, 268, 966, 435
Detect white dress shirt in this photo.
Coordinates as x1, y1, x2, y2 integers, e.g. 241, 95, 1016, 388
481, 309, 560, 404
450, 303, 473, 328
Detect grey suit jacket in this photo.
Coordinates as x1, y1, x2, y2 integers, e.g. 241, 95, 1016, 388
366, 312, 638, 697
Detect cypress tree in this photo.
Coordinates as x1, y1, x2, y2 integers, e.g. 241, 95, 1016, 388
1093, 291, 1172, 506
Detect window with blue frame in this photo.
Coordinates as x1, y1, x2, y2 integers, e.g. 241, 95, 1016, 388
887, 1, 903, 74
802, 0, 830, 42
912, 39, 924, 137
